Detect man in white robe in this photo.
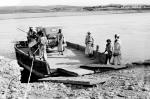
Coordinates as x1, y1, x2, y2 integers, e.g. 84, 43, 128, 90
85, 32, 94, 57
39, 32, 48, 61
57, 29, 64, 55
112, 34, 122, 65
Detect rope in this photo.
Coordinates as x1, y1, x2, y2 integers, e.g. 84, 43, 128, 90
33, 47, 39, 55
24, 57, 34, 99
24, 48, 39, 99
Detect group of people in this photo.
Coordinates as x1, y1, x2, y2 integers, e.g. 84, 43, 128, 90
27, 27, 65, 61
28, 27, 121, 65
27, 27, 48, 61
85, 32, 121, 65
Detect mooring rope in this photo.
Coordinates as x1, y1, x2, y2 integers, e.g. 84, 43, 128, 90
24, 48, 39, 99
24, 57, 34, 99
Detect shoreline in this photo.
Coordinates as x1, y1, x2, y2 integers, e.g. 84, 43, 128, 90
0, 55, 150, 99
0, 10, 150, 20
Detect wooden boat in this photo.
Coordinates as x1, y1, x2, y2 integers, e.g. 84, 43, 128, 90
15, 41, 50, 79
14, 26, 108, 82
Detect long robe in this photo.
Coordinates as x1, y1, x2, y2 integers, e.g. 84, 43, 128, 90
39, 36, 48, 61
57, 33, 64, 52
85, 35, 94, 55
113, 39, 121, 65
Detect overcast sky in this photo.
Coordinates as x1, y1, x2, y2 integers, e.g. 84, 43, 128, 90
1, 0, 150, 6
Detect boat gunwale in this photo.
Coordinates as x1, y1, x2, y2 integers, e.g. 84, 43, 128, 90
14, 43, 45, 63
14, 42, 50, 78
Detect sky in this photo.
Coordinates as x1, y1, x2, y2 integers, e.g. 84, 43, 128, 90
0, 0, 150, 6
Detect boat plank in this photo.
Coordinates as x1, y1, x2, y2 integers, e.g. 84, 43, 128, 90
80, 64, 128, 70
39, 76, 111, 85
59, 68, 94, 76
132, 60, 150, 66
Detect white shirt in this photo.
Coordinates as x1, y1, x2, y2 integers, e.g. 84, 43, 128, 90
114, 39, 121, 54
40, 36, 48, 45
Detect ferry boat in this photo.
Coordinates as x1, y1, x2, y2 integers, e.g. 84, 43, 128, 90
14, 26, 107, 81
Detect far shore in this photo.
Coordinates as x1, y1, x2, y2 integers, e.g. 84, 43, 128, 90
0, 10, 150, 20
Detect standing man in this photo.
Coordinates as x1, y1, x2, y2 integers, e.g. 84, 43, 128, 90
57, 29, 64, 55
85, 32, 94, 57
104, 39, 113, 64
27, 27, 36, 42
27, 27, 37, 56
112, 34, 121, 65
27, 27, 33, 38
39, 32, 48, 61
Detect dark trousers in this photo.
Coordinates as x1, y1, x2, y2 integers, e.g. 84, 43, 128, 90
105, 54, 112, 64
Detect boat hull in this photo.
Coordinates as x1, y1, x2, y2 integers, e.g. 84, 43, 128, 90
14, 41, 106, 82
14, 41, 51, 81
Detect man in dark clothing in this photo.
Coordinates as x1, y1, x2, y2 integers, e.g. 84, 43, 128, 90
104, 39, 113, 64
27, 27, 37, 42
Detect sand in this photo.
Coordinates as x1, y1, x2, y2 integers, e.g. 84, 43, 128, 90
1, 56, 150, 99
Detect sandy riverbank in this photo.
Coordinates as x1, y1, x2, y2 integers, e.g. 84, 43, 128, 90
0, 56, 23, 99
1, 55, 150, 99
0, 10, 150, 98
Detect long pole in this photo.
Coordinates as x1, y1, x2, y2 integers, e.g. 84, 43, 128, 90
24, 48, 39, 99
24, 58, 34, 99
17, 28, 28, 33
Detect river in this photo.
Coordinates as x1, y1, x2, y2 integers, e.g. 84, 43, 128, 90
0, 12, 150, 63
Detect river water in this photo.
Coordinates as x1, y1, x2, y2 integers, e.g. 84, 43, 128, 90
0, 12, 150, 63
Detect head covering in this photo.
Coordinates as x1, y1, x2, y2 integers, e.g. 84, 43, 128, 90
36, 27, 42, 32
58, 29, 62, 33
29, 27, 33, 31
106, 39, 111, 42
29, 27, 33, 29
87, 32, 91, 35
32, 27, 36, 32
115, 34, 120, 39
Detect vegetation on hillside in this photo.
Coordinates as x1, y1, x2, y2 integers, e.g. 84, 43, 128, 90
0, 4, 150, 14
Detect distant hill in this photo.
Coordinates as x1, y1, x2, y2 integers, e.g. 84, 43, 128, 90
0, 4, 150, 14
0, 5, 83, 14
